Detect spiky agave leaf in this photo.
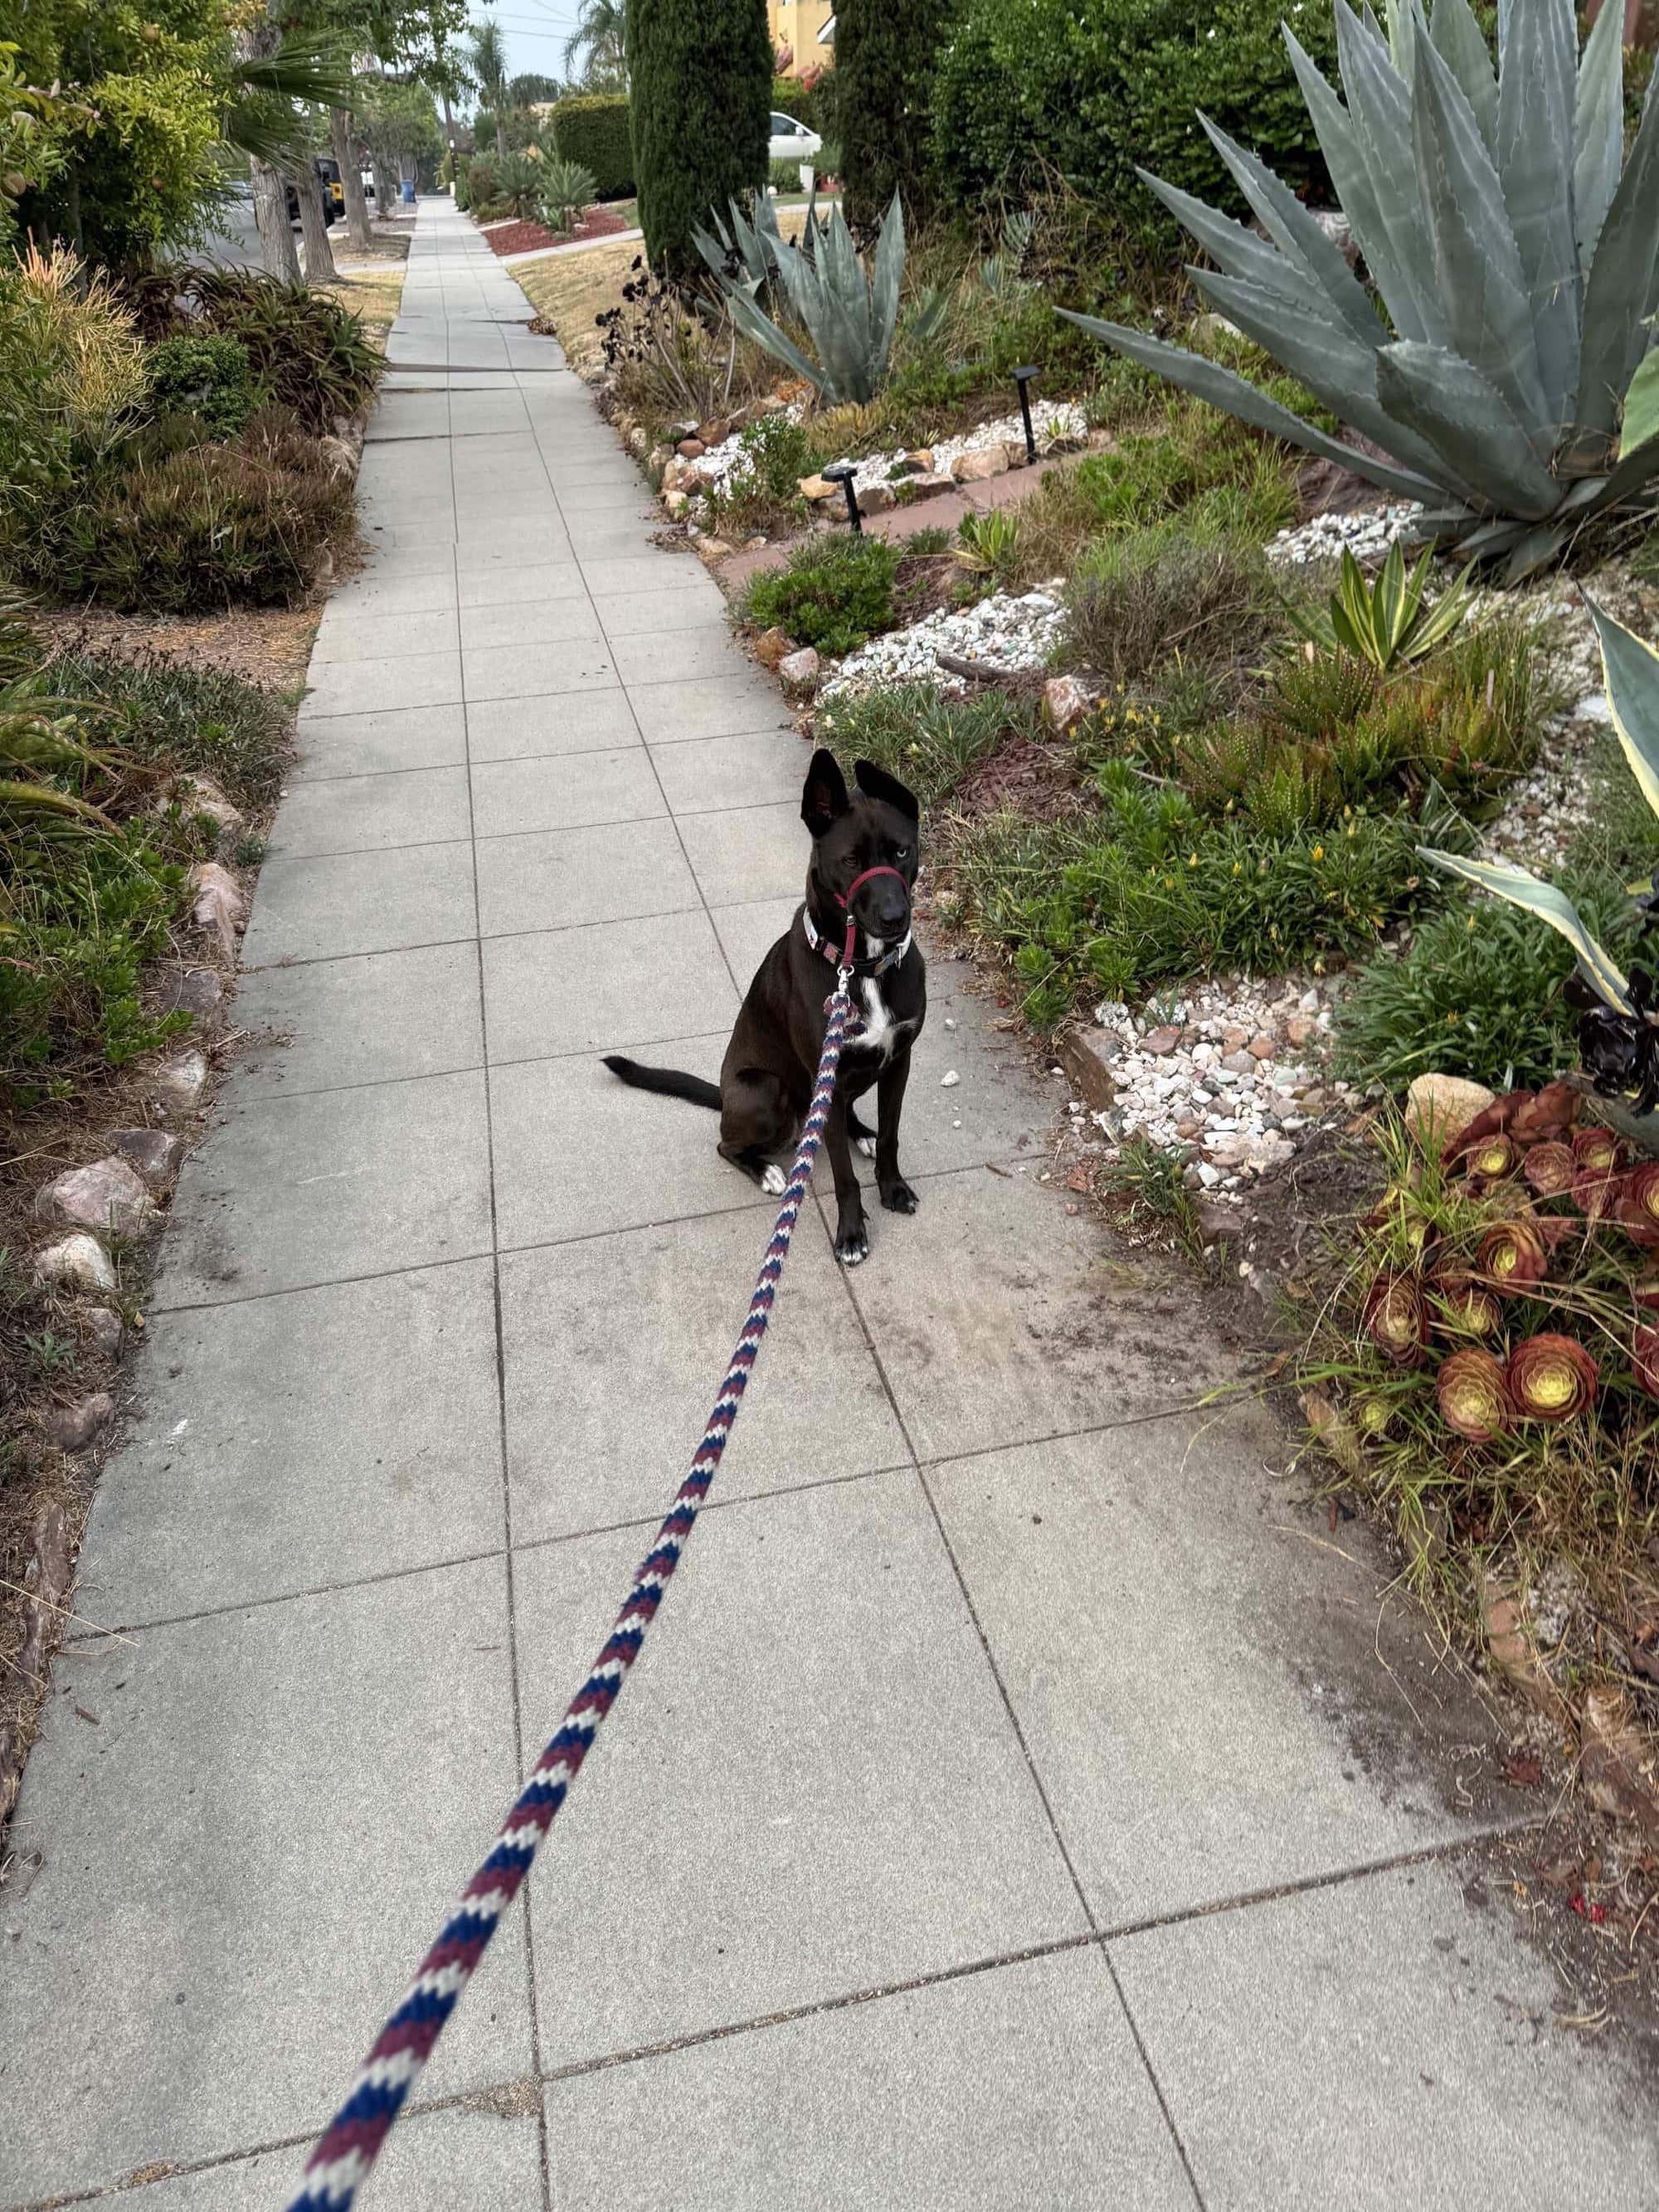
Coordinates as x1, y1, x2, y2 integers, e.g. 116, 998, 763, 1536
1057, 0, 1659, 564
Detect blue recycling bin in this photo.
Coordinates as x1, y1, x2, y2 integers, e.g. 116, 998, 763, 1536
400, 178, 415, 205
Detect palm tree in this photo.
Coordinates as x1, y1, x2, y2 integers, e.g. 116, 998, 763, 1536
469, 17, 509, 158
564, 0, 627, 91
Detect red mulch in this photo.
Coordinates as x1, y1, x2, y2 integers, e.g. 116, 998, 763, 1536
483, 204, 631, 257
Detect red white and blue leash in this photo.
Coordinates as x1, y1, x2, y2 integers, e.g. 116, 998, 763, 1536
286, 942, 858, 2210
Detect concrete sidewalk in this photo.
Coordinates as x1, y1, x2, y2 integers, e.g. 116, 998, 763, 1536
2, 200, 1652, 2211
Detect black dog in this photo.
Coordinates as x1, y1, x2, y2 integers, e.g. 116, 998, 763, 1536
605, 750, 926, 1265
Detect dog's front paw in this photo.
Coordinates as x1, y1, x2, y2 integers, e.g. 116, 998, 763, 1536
879, 1176, 919, 1215
761, 1163, 787, 1197
835, 1218, 870, 1266
854, 1133, 877, 1159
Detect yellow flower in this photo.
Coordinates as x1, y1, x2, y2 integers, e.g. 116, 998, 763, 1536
1311, 843, 1324, 861
1188, 852, 1199, 868
1467, 912, 1477, 931
1231, 860, 1242, 875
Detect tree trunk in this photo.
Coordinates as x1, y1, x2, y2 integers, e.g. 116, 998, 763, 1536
332, 107, 372, 250
495, 114, 507, 159
292, 161, 338, 283
249, 156, 302, 282
372, 156, 397, 218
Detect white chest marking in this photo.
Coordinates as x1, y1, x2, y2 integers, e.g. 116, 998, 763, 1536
851, 973, 914, 1064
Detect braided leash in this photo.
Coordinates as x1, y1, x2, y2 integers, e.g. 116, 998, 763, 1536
287, 967, 857, 2211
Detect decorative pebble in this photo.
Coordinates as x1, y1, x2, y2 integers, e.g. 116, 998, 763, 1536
822, 588, 1066, 699
940, 1069, 961, 1087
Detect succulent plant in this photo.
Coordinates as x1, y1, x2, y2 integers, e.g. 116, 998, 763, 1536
1289, 542, 1475, 672
1428, 1271, 1503, 1339
693, 188, 830, 300
1522, 1140, 1577, 1198
1437, 1345, 1511, 1439
1632, 1322, 1659, 1398
1363, 1269, 1433, 1364
1058, 0, 1659, 580
1504, 1330, 1600, 1420
1618, 1161, 1659, 1247
697, 192, 943, 407
1476, 1218, 1550, 1294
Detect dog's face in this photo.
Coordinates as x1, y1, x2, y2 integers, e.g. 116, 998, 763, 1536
801, 749, 920, 945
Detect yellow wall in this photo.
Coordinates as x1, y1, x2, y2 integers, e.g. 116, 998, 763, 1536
768, 0, 834, 76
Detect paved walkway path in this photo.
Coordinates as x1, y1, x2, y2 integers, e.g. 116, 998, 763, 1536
3, 201, 1652, 2211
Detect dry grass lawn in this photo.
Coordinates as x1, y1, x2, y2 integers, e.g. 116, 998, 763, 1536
333, 256, 409, 348
513, 207, 817, 368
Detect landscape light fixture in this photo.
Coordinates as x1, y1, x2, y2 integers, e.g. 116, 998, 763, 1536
1013, 366, 1041, 463
821, 459, 862, 534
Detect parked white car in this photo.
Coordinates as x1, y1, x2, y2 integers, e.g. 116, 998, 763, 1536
769, 110, 822, 165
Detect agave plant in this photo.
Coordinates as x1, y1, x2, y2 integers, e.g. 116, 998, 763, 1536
1291, 540, 1476, 671
697, 192, 943, 408
1058, 0, 1659, 581
539, 156, 596, 236
693, 189, 831, 301
1420, 600, 1659, 1129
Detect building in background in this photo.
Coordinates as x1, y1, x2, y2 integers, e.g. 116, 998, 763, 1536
767, 2, 834, 77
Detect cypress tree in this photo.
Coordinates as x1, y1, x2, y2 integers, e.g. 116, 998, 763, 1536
836, 0, 950, 234
627, 0, 771, 276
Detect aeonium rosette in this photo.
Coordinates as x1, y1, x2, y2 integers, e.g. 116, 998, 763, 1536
1503, 1333, 1600, 1423
1436, 1348, 1511, 1441
1362, 1271, 1432, 1368
1618, 1161, 1659, 1249
1475, 1218, 1550, 1296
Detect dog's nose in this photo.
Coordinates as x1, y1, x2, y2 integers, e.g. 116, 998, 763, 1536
873, 892, 909, 932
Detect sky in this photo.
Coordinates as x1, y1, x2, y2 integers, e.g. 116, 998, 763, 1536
468, 2, 588, 90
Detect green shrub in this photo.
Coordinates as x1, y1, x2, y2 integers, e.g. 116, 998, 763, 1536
771, 75, 826, 138
460, 150, 501, 211
769, 160, 805, 192
745, 535, 901, 654
44, 650, 291, 814
817, 682, 1033, 809
1333, 872, 1636, 1091
144, 333, 258, 440
0, 824, 188, 1082
956, 761, 1442, 1025
0, 246, 145, 545
19, 410, 354, 615
836, 0, 951, 229
928, 0, 1337, 244
1062, 516, 1279, 688
548, 94, 635, 198
185, 270, 382, 435
628, 0, 771, 273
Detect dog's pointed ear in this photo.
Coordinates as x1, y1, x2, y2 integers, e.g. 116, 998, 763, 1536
854, 757, 920, 824
801, 748, 850, 838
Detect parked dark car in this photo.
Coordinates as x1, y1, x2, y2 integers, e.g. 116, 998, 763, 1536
284, 157, 343, 227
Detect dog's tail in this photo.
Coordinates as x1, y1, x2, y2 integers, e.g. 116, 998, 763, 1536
601, 1054, 721, 1111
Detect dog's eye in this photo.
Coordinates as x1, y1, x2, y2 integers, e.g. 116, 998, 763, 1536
893, 845, 910, 862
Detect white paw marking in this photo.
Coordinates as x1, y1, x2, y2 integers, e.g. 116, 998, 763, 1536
839, 1242, 868, 1266
761, 1164, 787, 1196
855, 1134, 876, 1159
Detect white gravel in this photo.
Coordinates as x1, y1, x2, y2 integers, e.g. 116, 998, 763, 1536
1267, 503, 1424, 568
820, 588, 1067, 698
833, 401, 1089, 497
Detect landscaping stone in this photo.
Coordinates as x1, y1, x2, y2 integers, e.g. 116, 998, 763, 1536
110, 1128, 187, 1186
159, 969, 224, 1025
191, 859, 245, 954
676, 437, 706, 459
1058, 1028, 1121, 1113
173, 775, 243, 838
83, 1306, 124, 1359
1141, 1024, 1183, 1057
856, 484, 895, 515
46, 1393, 115, 1454
696, 416, 731, 447
778, 647, 820, 700
951, 446, 1009, 484
752, 625, 791, 672
798, 473, 836, 503
1404, 1072, 1496, 1151
34, 1233, 117, 1294
150, 1048, 210, 1113
36, 1157, 158, 1238
1042, 675, 1092, 736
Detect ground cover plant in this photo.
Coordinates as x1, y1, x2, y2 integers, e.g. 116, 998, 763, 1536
744, 535, 902, 654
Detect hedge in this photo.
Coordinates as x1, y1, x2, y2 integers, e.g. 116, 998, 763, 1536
930, 0, 1339, 240
549, 94, 635, 198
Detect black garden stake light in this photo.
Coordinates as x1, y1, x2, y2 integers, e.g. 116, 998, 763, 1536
821, 458, 862, 534
1013, 366, 1041, 463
